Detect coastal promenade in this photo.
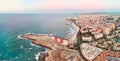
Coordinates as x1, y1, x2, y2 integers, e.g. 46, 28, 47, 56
68, 22, 80, 44
68, 18, 89, 61
66, 20, 86, 61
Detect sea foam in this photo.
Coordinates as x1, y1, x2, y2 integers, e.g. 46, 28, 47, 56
34, 49, 48, 61
35, 52, 41, 61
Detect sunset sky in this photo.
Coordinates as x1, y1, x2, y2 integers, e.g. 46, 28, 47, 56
0, 0, 120, 13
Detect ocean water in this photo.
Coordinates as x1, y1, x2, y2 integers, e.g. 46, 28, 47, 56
0, 14, 74, 61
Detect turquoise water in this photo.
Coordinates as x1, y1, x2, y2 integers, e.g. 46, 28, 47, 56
117, 38, 120, 42
0, 14, 73, 61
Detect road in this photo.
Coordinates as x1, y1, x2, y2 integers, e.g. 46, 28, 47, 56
76, 28, 88, 61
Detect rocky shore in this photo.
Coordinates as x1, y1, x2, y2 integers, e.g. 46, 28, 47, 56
20, 34, 82, 61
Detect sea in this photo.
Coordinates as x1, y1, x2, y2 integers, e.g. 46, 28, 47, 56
0, 14, 75, 61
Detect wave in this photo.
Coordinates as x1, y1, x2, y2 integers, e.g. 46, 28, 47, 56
30, 42, 37, 47
20, 45, 24, 49
18, 35, 24, 39
34, 49, 48, 61
1, 60, 9, 61
66, 27, 75, 39
17, 33, 35, 39
38, 34, 48, 36
68, 27, 75, 35
29, 42, 41, 48
25, 33, 35, 35
49, 33, 55, 36
35, 52, 41, 61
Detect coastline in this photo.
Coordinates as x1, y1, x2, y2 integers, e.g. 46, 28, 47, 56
67, 22, 80, 45
17, 19, 82, 61
18, 14, 120, 61
35, 52, 41, 61
18, 32, 82, 61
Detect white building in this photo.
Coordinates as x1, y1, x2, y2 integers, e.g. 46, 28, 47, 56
82, 36, 92, 41
94, 33, 103, 39
51, 36, 68, 45
81, 43, 103, 60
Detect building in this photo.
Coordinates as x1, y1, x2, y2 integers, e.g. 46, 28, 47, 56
51, 36, 68, 45
81, 43, 103, 61
113, 43, 120, 50
94, 50, 120, 61
94, 33, 103, 39
103, 27, 111, 35
82, 36, 92, 41
91, 28, 99, 34
81, 28, 88, 33
110, 23, 116, 30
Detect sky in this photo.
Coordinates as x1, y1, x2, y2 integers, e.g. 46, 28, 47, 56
0, 0, 120, 13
